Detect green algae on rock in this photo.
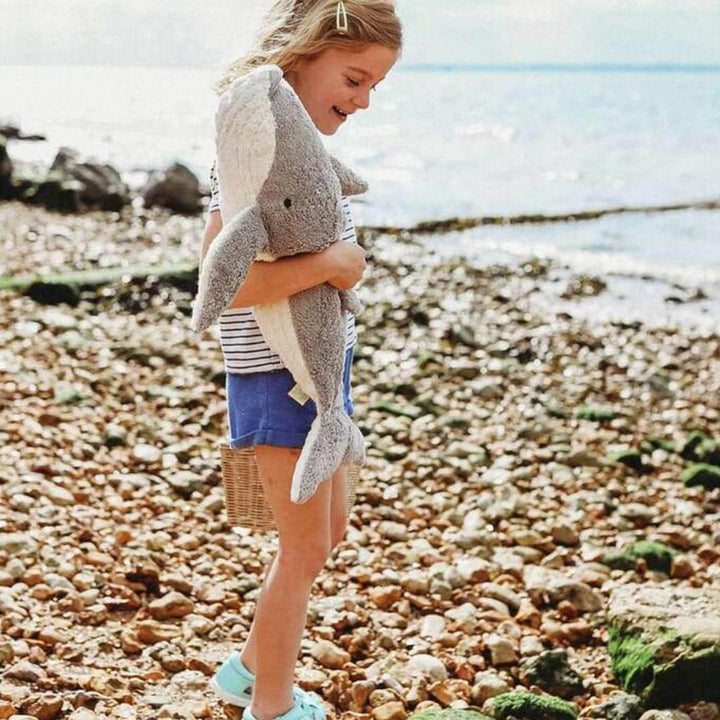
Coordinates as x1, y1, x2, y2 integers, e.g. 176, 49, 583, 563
608, 584, 720, 707
607, 449, 652, 474
575, 405, 618, 421
645, 435, 676, 453
369, 400, 424, 419
602, 540, 679, 573
485, 691, 577, 720
680, 463, 720, 489
608, 625, 680, 697
409, 709, 493, 720
0, 261, 198, 297
678, 430, 720, 465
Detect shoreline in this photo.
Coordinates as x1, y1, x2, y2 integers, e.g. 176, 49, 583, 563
423, 238, 720, 337
1, 198, 718, 337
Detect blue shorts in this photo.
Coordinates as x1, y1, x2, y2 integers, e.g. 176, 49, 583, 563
226, 346, 355, 449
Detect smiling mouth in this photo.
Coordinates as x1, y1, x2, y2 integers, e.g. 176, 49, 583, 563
333, 106, 349, 119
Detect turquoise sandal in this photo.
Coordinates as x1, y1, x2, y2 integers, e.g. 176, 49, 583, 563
211, 651, 326, 719
243, 691, 325, 720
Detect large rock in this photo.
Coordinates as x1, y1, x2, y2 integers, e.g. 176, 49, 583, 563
608, 583, 720, 707
584, 692, 644, 719
38, 146, 131, 211
519, 649, 585, 699
0, 133, 33, 201
142, 162, 202, 214
30, 171, 84, 211
0, 133, 12, 195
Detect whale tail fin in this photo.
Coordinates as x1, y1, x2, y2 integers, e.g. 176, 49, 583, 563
290, 409, 365, 505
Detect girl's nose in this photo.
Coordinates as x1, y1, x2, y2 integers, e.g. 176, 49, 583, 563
353, 89, 370, 110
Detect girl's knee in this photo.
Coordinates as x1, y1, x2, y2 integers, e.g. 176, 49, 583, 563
277, 544, 331, 578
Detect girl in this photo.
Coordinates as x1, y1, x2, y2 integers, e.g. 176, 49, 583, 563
199, 3, 403, 720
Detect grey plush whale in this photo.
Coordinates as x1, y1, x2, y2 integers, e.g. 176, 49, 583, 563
191, 63, 367, 505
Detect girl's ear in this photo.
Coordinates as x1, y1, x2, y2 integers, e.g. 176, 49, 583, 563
328, 154, 369, 196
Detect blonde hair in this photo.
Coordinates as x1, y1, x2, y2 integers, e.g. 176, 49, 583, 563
213, 0, 403, 96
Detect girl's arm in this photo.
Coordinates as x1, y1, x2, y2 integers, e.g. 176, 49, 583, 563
199, 210, 334, 309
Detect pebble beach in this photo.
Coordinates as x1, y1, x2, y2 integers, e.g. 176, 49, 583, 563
1, 194, 719, 719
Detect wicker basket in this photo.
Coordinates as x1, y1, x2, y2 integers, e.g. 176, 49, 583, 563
220, 443, 361, 532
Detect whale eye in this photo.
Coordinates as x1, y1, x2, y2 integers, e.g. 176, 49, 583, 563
284, 198, 292, 208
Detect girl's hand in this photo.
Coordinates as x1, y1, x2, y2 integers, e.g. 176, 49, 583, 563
323, 240, 367, 290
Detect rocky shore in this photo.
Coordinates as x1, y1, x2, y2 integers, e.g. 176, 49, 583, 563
1, 184, 719, 720
0, 124, 211, 216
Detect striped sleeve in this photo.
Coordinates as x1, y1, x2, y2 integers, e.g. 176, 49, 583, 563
208, 160, 220, 213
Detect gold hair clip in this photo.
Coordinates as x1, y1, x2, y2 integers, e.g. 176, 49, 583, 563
336, 0, 348, 33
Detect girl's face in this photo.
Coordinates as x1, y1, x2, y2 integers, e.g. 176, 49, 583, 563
285, 43, 399, 135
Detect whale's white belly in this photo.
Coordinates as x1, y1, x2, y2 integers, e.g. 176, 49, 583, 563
253, 298, 318, 400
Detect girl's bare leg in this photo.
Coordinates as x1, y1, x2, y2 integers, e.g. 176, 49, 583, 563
239, 462, 350, 676
246, 445, 333, 720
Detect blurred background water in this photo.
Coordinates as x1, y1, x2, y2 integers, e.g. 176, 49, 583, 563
3, 63, 718, 286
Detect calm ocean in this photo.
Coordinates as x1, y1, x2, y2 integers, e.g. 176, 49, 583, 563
2, 63, 719, 295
